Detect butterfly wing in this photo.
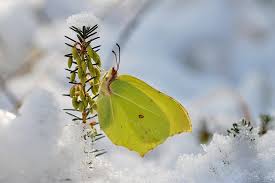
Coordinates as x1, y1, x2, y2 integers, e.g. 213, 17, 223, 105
118, 75, 192, 136
97, 77, 170, 156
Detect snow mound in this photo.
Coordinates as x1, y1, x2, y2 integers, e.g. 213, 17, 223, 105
177, 121, 275, 183
0, 89, 63, 183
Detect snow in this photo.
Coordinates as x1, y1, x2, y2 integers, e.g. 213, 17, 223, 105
0, 89, 64, 182
66, 13, 100, 29
0, 0, 275, 182
178, 127, 275, 183
0, 110, 16, 127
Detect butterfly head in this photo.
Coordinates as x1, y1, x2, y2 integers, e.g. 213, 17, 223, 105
107, 67, 118, 82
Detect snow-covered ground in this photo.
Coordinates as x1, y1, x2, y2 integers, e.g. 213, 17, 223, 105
0, 0, 275, 182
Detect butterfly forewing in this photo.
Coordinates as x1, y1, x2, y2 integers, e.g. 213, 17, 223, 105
118, 75, 192, 136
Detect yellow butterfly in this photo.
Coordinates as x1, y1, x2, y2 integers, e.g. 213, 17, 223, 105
97, 44, 192, 156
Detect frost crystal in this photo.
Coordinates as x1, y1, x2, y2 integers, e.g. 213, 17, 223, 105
66, 13, 99, 29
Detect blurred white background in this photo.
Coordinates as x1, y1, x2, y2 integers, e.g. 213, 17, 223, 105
0, 0, 275, 182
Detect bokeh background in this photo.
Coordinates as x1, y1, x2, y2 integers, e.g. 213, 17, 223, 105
0, 0, 275, 182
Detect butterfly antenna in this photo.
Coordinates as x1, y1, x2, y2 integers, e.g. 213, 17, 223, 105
112, 50, 118, 70
116, 43, 121, 71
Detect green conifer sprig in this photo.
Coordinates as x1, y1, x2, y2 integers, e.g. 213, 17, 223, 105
64, 25, 106, 157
